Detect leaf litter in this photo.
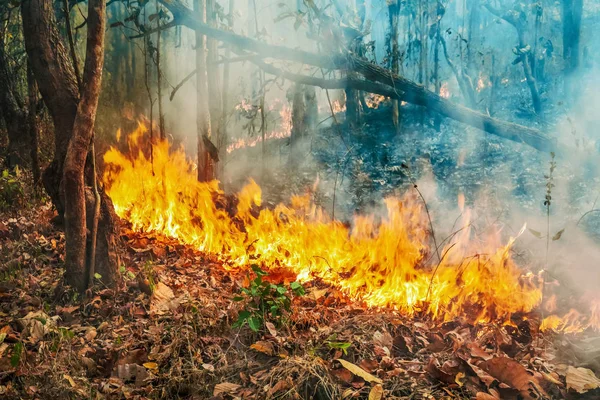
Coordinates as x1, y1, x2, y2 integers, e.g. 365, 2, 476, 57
0, 202, 600, 399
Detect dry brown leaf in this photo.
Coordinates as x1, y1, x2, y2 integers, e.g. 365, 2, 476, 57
150, 282, 179, 314
84, 328, 97, 341
336, 359, 383, 384
213, 382, 241, 396
475, 392, 497, 400
565, 366, 600, 393
267, 378, 291, 396
250, 341, 274, 356
481, 357, 545, 400
265, 322, 277, 337
368, 384, 383, 400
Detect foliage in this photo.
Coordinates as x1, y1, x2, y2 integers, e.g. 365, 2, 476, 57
233, 264, 305, 332
0, 167, 25, 212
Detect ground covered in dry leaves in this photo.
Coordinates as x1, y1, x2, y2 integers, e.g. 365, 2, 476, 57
2, 200, 600, 400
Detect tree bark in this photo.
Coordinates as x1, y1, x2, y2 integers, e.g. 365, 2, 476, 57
0, 24, 28, 168
387, 0, 400, 131
62, 0, 107, 292
21, 0, 79, 216
22, 0, 118, 292
27, 62, 40, 186
194, 0, 213, 182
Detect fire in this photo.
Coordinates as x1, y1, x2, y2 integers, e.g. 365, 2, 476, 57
331, 100, 346, 114
102, 123, 599, 331
476, 74, 491, 92
227, 105, 292, 153
365, 94, 386, 109
440, 82, 450, 99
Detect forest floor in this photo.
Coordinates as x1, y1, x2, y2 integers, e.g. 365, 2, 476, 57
1, 185, 600, 400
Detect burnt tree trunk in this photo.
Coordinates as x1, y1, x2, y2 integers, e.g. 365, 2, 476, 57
22, 0, 118, 292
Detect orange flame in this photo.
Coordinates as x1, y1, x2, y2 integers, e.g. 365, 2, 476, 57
102, 123, 599, 331
440, 82, 450, 99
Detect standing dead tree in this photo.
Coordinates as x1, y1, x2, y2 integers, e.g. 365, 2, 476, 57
22, 0, 118, 292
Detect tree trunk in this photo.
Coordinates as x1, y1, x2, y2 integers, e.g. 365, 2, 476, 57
387, 0, 400, 131
27, 62, 40, 186
563, 0, 583, 101
194, 0, 213, 182
156, 0, 165, 140
206, 0, 222, 169
0, 25, 28, 168
62, 0, 107, 292
21, 0, 79, 216
219, 0, 234, 177
22, 0, 118, 292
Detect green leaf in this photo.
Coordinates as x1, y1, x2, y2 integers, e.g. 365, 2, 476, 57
237, 310, 251, 321
552, 228, 565, 241
233, 296, 245, 302
94, 273, 102, 280
11, 342, 23, 367
276, 286, 287, 295
247, 316, 262, 332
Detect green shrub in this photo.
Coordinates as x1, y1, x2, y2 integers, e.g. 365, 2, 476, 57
233, 264, 305, 332
0, 167, 25, 211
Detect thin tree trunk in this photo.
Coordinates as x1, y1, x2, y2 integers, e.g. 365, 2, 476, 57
27, 62, 40, 187
388, 0, 400, 131
62, 0, 106, 292
0, 24, 28, 168
194, 0, 213, 182
219, 0, 234, 178
207, 0, 221, 174
22, 0, 79, 216
562, 0, 583, 100
156, 0, 165, 139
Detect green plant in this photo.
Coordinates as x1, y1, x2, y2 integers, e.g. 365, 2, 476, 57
233, 265, 305, 332
0, 167, 25, 212
326, 340, 352, 355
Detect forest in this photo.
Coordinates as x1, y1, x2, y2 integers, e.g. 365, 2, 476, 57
1, 0, 600, 398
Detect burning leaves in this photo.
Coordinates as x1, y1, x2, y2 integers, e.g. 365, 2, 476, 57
103, 123, 548, 327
